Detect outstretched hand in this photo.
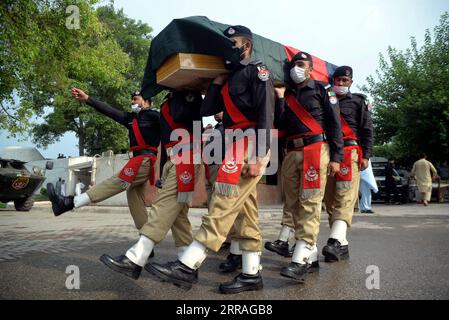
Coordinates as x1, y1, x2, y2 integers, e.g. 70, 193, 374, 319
71, 87, 89, 103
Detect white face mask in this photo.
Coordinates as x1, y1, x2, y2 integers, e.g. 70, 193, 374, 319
131, 104, 141, 113
290, 66, 308, 84
333, 85, 350, 96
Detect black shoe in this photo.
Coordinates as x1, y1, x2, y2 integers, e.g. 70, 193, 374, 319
148, 250, 155, 260
219, 254, 242, 273
366, 210, 375, 214
322, 239, 349, 263
99, 254, 142, 280
360, 210, 367, 213
280, 261, 319, 282
145, 260, 196, 290
220, 242, 231, 251
47, 183, 74, 216
264, 240, 291, 257
219, 272, 263, 294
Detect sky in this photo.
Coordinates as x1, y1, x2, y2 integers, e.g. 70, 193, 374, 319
1, 0, 448, 159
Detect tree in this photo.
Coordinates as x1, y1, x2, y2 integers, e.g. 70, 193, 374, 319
363, 12, 449, 164
1, 0, 155, 156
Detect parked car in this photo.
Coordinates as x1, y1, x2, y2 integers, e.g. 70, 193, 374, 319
0, 158, 53, 211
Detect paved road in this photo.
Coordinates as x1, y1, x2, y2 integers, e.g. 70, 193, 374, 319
1, 203, 449, 300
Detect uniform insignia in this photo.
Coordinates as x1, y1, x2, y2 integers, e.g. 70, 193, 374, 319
305, 167, 319, 182
222, 159, 239, 174
258, 69, 270, 81
301, 53, 307, 59
179, 171, 193, 185
329, 96, 338, 105
227, 27, 235, 35
185, 93, 195, 102
366, 99, 373, 112
345, 70, 351, 76
12, 177, 30, 190
257, 66, 270, 82
124, 168, 135, 177
340, 165, 349, 176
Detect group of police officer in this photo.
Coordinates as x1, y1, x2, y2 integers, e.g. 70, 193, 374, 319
47, 24, 373, 294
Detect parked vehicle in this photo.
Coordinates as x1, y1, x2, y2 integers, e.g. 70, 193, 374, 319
0, 158, 53, 211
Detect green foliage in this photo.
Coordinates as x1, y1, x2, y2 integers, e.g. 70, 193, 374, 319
0, 0, 154, 156
363, 12, 449, 164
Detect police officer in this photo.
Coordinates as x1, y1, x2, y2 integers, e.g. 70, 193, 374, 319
273, 52, 344, 282
146, 25, 275, 294
48, 89, 160, 232
323, 66, 374, 262
204, 112, 245, 273
99, 90, 204, 280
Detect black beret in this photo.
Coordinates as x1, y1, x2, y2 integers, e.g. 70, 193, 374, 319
224, 25, 253, 39
291, 51, 313, 63
333, 66, 353, 79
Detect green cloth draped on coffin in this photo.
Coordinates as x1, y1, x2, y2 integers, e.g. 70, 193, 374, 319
141, 16, 338, 99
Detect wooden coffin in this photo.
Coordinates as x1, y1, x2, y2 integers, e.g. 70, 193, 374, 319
156, 53, 229, 92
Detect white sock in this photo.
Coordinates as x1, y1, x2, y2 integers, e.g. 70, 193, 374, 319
230, 240, 242, 255
279, 225, 294, 242
292, 240, 316, 265
125, 235, 155, 267
74, 193, 91, 208
242, 251, 261, 275
177, 246, 188, 260
330, 220, 349, 246
179, 240, 207, 270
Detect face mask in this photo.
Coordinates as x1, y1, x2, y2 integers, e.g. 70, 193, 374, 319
333, 85, 350, 96
290, 66, 308, 84
131, 104, 141, 113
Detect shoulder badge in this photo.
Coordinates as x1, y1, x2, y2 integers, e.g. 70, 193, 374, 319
328, 89, 338, 105
257, 65, 270, 82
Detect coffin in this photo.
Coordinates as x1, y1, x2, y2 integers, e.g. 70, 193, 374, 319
142, 16, 338, 99
156, 53, 229, 91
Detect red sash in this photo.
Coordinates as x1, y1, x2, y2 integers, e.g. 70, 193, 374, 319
118, 116, 157, 185
214, 83, 256, 196
336, 115, 363, 184
221, 82, 256, 130
161, 101, 196, 203
285, 94, 325, 193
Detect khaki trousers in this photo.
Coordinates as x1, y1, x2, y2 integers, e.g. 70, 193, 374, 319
87, 157, 153, 230
139, 160, 202, 247
324, 149, 360, 227
195, 152, 271, 252
282, 144, 330, 246
206, 164, 245, 242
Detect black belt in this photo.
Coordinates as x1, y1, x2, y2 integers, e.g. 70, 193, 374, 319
287, 133, 326, 149
344, 140, 359, 147
132, 149, 157, 157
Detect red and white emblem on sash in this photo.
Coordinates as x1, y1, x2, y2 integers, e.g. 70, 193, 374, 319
179, 171, 193, 185
222, 159, 239, 174
124, 168, 135, 177
340, 165, 349, 176
305, 166, 319, 182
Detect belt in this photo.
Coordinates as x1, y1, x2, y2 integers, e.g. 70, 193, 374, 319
344, 140, 359, 147
287, 133, 326, 149
131, 149, 157, 158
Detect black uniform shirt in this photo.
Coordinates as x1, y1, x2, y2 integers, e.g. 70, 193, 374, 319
160, 91, 203, 147
338, 92, 374, 159
201, 61, 275, 157
275, 79, 344, 163
86, 98, 160, 149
